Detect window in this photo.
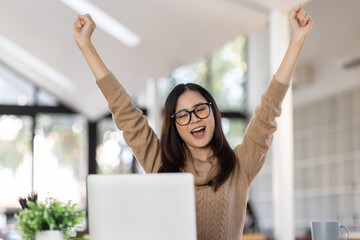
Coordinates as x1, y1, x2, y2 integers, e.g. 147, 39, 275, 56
0, 115, 33, 208
0, 62, 88, 239
96, 118, 143, 174
34, 114, 88, 208
221, 118, 248, 148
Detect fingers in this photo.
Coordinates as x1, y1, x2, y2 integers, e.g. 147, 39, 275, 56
296, 9, 307, 26
303, 15, 311, 25
85, 13, 93, 21
292, 5, 311, 27
290, 4, 301, 20
79, 13, 95, 25
76, 17, 83, 28
74, 17, 83, 32
73, 13, 95, 32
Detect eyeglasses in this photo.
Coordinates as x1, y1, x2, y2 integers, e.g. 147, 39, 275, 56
171, 102, 212, 126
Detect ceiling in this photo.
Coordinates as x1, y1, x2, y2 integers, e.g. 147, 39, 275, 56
0, 0, 309, 120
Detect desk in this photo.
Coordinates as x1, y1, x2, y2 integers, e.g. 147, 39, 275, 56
242, 234, 266, 240
341, 232, 360, 240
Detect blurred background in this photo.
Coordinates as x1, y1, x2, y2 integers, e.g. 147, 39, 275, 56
0, 0, 359, 239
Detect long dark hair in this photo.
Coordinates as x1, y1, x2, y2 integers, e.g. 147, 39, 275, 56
158, 83, 237, 191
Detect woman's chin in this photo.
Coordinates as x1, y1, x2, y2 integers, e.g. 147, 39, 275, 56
186, 140, 211, 151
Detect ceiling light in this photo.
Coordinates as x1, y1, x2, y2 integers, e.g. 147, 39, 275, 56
60, 0, 141, 48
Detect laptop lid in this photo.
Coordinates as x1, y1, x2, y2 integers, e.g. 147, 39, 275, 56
87, 173, 197, 240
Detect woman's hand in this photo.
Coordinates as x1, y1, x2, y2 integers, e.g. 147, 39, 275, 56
74, 14, 96, 49
289, 5, 313, 42
73, 13, 109, 79
273, 5, 313, 84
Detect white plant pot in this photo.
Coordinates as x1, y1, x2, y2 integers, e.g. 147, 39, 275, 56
36, 230, 64, 240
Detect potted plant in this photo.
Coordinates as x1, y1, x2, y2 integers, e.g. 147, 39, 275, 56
15, 192, 86, 240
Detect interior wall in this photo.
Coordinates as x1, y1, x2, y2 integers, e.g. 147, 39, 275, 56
293, 0, 360, 107
293, 86, 360, 236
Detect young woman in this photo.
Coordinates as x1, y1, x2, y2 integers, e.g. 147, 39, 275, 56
74, 5, 312, 240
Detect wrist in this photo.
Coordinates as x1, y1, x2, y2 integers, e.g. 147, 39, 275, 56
78, 39, 93, 51
290, 34, 306, 48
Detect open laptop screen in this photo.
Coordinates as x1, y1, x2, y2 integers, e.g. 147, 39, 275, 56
87, 173, 197, 240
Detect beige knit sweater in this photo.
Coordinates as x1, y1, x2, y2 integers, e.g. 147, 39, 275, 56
96, 72, 289, 240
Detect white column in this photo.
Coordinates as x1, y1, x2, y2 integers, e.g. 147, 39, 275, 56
146, 78, 162, 137
247, 26, 270, 114
270, 9, 295, 240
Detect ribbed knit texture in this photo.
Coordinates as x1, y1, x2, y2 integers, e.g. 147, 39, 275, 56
195, 180, 230, 240
96, 72, 289, 240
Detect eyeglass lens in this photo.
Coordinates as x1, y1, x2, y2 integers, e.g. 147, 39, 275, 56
175, 103, 210, 125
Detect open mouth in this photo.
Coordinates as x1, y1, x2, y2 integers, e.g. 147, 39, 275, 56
191, 126, 205, 136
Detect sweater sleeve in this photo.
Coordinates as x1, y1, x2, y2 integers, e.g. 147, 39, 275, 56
96, 72, 162, 173
233, 76, 290, 184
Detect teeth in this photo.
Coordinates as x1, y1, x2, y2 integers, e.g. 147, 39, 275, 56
192, 127, 205, 133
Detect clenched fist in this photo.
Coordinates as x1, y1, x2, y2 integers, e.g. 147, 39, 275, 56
74, 14, 96, 49
290, 5, 313, 41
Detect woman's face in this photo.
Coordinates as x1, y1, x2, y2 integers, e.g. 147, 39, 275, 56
174, 90, 215, 151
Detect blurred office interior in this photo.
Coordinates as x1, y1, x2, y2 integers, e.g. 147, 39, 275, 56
0, 0, 359, 239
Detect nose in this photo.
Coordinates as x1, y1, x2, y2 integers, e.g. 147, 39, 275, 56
189, 111, 201, 124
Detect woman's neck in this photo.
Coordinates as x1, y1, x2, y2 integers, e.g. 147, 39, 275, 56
186, 145, 213, 162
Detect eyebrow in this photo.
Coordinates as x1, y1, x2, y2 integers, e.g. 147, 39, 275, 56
175, 102, 207, 113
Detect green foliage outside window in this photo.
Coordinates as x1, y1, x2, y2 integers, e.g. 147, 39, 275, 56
0, 115, 32, 168
36, 114, 87, 173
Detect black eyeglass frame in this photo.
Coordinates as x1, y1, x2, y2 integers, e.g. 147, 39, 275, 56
171, 102, 212, 126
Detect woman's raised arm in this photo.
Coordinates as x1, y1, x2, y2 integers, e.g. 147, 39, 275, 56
234, 5, 313, 183
73, 14, 162, 173
74, 14, 110, 79
274, 5, 313, 84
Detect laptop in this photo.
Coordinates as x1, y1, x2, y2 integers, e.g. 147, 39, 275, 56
87, 173, 197, 240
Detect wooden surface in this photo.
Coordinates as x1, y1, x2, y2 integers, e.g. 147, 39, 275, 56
341, 232, 360, 240
242, 234, 266, 240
